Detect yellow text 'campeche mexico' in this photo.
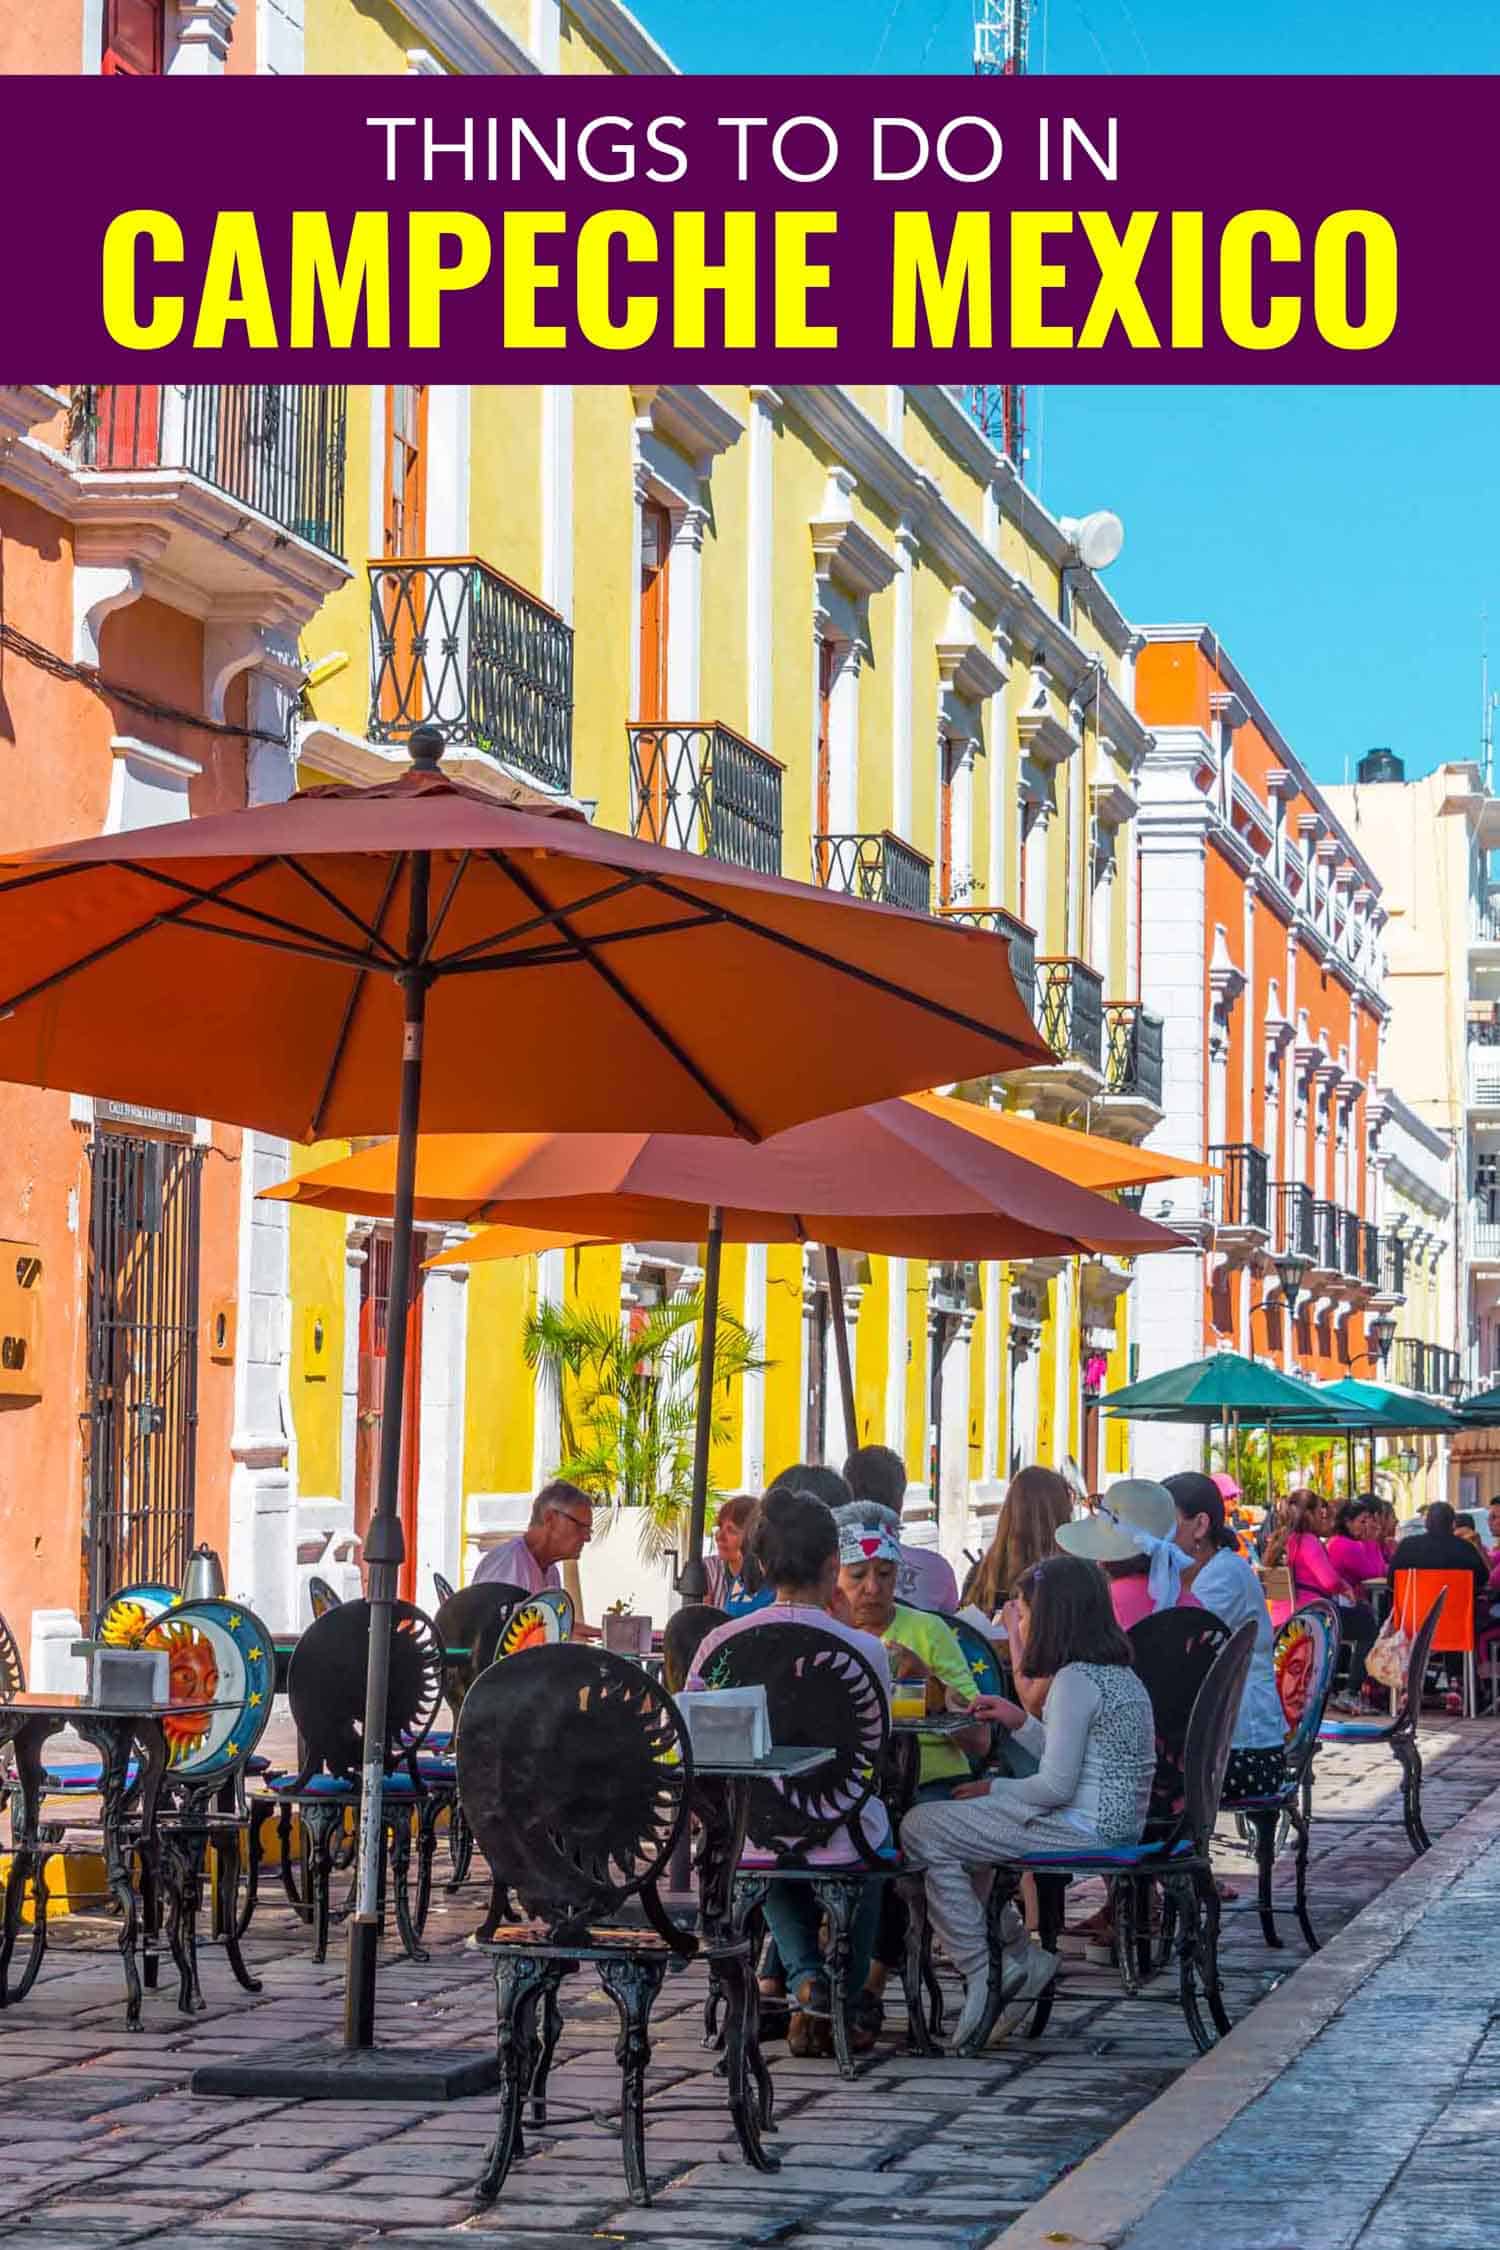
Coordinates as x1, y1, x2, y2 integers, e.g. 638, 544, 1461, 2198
101, 205, 1399, 354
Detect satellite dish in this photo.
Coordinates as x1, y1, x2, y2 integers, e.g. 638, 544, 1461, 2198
1060, 510, 1125, 571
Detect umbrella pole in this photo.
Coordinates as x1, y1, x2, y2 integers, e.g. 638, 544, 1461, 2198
678, 1205, 725, 1603
824, 1245, 858, 1458
345, 851, 430, 2052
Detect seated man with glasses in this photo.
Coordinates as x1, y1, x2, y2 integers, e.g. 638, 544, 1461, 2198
474, 1478, 595, 1597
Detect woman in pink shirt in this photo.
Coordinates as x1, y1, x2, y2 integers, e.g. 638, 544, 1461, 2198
1282, 1494, 1378, 1710
1327, 1497, 1390, 1590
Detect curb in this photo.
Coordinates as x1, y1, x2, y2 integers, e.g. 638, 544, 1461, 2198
987, 1775, 1500, 2250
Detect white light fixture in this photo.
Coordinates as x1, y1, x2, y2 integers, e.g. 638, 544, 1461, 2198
1060, 511, 1125, 571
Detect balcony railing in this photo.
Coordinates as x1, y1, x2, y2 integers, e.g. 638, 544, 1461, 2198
1474, 886, 1500, 943
1340, 1207, 1362, 1281
1037, 958, 1105, 1072
1394, 1337, 1462, 1399
1360, 1221, 1382, 1290
1211, 1142, 1269, 1235
937, 906, 1037, 1023
1275, 1181, 1315, 1260
1472, 1195, 1500, 1264
1103, 1003, 1164, 1106
1312, 1198, 1342, 1273
1380, 1231, 1408, 1298
368, 557, 574, 792
71, 384, 347, 555
628, 721, 783, 875
813, 831, 932, 913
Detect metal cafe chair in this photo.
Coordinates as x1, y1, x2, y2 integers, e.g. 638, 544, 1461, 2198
433, 1582, 572, 1900
457, 1644, 766, 2208
1315, 1585, 1448, 1855
307, 1575, 342, 1621
962, 1621, 1257, 2057
705, 1620, 915, 2077
256, 1599, 445, 1962
1221, 1599, 1341, 1951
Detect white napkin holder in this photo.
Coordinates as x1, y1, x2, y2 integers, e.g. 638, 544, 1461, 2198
674, 1685, 770, 1765
603, 1613, 653, 1657
71, 1643, 170, 1709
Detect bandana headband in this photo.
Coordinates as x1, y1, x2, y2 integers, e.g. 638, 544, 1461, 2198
837, 1524, 901, 1567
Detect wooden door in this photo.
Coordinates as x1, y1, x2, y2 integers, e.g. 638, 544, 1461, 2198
353, 1230, 424, 1604
103, 0, 164, 72
379, 385, 429, 733
938, 738, 957, 907
636, 500, 672, 838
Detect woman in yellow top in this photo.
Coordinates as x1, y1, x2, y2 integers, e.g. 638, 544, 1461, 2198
833, 1501, 991, 2035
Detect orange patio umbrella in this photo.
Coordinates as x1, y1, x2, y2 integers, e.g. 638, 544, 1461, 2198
906, 1090, 1215, 1191
267, 1101, 1186, 1555
0, 727, 1047, 2062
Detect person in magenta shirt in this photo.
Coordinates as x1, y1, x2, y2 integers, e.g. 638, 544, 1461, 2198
1280, 1493, 1378, 1709
1326, 1497, 1390, 1590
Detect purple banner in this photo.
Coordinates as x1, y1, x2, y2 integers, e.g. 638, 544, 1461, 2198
0, 73, 1488, 380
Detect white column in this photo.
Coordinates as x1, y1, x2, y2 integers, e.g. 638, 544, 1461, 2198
414, 1235, 469, 1606
829, 644, 861, 833
541, 385, 574, 623
668, 506, 706, 720
747, 389, 778, 749
891, 525, 917, 837
257, 0, 305, 73
170, 1, 237, 72
530, 0, 562, 68
939, 1315, 974, 1545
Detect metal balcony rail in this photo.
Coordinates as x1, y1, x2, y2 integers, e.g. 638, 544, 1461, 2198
1274, 1181, 1315, 1260
1103, 1003, 1164, 1105
812, 831, 932, 913
1394, 1337, 1462, 1399
1340, 1207, 1362, 1281
937, 906, 1037, 1022
1471, 1196, 1500, 1263
71, 384, 347, 556
1311, 1198, 1342, 1273
1474, 887, 1500, 943
1036, 958, 1105, 1072
1210, 1143, 1269, 1234
1380, 1231, 1407, 1299
1360, 1221, 1382, 1290
627, 721, 783, 876
368, 557, 574, 793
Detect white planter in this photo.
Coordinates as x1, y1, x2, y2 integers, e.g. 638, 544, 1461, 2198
577, 1508, 680, 1625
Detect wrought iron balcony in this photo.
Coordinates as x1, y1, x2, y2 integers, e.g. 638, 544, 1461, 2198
1103, 1003, 1164, 1106
1360, 1221, 1382, 1290
1311, 1199, 1342, 1275
627, 721, 783, 875
1037, 958, 1105, 1072
1340, 1207, 1362, 1281
1211, 1143, 1269, 1236
70, 384, 347, 555
813, 831, 932, 913
1474, 886, 1500, 943
368, 557, 574, 792
1380, 1231, 1408, 1298
1394, 1337, 1462, 1399
937, 906, 1037, 1021
1275, 1181, 1315, 1260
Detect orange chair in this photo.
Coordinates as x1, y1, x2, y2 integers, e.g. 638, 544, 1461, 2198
1392, 1569, 1477, 1717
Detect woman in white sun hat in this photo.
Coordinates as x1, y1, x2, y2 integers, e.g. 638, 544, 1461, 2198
1056, 1479, 1186, 1633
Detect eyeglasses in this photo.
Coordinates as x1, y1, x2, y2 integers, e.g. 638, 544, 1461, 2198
549, 1508, 593, 1533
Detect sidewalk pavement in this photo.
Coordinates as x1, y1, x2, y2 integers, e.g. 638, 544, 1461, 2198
995, 1733, 1500, 2250
1, 1720, 1498, 2249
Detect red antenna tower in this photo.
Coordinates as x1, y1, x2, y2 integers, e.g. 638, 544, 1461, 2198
964, 1, 1030, 466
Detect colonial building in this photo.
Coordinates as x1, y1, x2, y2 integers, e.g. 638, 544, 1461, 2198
1325, 753, 1499, 1506
0, 0, 1159, 1650
1130, 630, 1399, 1478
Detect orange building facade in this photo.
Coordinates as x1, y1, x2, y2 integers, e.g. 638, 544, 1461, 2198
1129, 628, 1398, 1474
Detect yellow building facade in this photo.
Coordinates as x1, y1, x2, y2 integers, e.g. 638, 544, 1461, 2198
260, 0, 1157, 1614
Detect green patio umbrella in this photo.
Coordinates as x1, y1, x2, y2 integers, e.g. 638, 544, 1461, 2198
1311, 1379, 1461, 1436
1099, 1350, 1365, 1425
1458, 1382, 1500, 1426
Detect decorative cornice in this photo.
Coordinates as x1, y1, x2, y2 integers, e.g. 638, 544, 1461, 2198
0, 384, 66, 447
631, 383, 743, 469
809, 478, 898, 603
394, 0, 539, 73
1091, 777, 1138, 829
566, 0, 679, 75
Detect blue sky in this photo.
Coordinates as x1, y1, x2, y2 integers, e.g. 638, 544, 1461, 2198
634, 2, 1500, 785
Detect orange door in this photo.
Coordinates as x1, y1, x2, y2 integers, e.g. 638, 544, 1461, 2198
814, 639, 835, 880
637, 501, 672, 838
380, 385, 429, 733
938, 738, 956, 907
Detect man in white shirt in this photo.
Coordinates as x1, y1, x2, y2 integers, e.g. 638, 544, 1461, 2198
844, 1443, 960, 1614
473, 1479, 594, 1593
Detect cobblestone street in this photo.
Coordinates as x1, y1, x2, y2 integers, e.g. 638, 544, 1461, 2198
2, 1723, 1498, 2250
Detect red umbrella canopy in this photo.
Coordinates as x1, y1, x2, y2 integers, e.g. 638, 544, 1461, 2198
267, 1101, 1185, 1262
0, 763, 1046, 1143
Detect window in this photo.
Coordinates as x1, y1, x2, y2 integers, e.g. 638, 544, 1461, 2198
937, 737, 960, 908
103, 0, 165, 73
813, 637, 836, 878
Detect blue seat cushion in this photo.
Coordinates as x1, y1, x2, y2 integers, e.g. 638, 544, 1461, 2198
1319, 1721, 1392, 1743
42, 1759, 141, 1789
416, 1757, 456, 1784
1222, 1787, 1296, 1812
265, 1772, 424, 1799
1015, 1837, 1194, 1871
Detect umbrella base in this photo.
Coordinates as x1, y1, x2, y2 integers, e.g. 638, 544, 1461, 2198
191, 2043, 498, 2102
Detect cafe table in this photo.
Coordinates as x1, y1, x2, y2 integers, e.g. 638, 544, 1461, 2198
0, 1690, 236, 2027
